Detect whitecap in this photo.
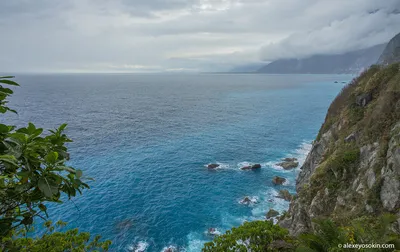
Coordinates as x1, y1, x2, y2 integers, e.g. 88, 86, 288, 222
128, 241, 149, 252
204, 162, 230, 170
262, 140, 312, 171
238, 196, 259, 206
250, 188, 290, 217
161, 245, 178, 252
186, 232, 208, 252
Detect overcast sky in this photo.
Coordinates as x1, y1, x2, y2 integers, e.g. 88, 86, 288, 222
0, 0, 399, 73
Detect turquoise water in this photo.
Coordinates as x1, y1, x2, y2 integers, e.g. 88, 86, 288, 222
3, 73, 351, 251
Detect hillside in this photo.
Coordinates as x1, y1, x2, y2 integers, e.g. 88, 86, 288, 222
280, 61, 400, 235
257, 44, 386, 74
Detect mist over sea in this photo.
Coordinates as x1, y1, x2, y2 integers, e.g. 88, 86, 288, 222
3, 73, 351, 251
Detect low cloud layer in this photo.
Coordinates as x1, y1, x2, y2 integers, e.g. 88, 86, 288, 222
0, 0, 399, 72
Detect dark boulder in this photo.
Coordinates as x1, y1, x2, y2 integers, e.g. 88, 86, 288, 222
356, 93, 372, 107
207, 164, 220, 169
266, 209, 279, 219
240, 165, 252, 170
240, 164, 261, 170
276, 161, 299, 170
276, 189, 292, 201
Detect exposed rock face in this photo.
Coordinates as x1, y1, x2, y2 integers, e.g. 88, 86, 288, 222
272, 176, 287, 185
280, 61, 400, 236
356, 93, 372, 107
380, 123, 400, 211
344, 132, 357, 143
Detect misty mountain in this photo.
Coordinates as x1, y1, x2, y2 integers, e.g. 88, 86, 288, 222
229, 63, 266, 73
257, 43, 387, 74
377, 32, 400, 65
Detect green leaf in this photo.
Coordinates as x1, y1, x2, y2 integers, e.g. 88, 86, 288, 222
45, 152, 59, 164
0, 76, 15, 79
0, 123, 11, 133
0, 79, 19, 86
38, 178, 58, 198
59, 123, 68, 131
0, 155, 18, 166
55, 166, 76, 173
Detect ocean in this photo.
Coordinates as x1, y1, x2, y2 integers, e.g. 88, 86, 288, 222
2, 73, 351, 251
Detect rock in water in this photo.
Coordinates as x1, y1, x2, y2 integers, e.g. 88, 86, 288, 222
266, 209, 279, 219
276, 189, 292, 201
240, 196, 252, 204
163, 246, 177, 252
207, 163, 220, 169
239, 196, 258, 205
240, 164, 261, 170
272, 176, 287, 185
240, 165, 252, 170
276, 161, 299, 169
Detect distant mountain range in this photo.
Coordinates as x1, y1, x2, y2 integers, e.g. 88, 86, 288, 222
256, 43, 387, 74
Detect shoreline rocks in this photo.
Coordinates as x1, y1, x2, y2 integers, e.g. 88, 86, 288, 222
239, 196, 258, 205
276, 189, 293, 201
272, 176, 287, 185
276, 158, 299, 170
207, 163, 220, 169
207, 228, 221, 236
163, 246, 177, 252
240, 164, 262, 170
266, 209, 279, 219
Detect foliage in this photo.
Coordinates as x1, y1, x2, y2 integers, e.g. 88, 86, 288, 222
203, 214, 400, 252
0, 76, 111, 250
2, 220, 111, 251
297, 214, 400, 252
202, 220, 293, 252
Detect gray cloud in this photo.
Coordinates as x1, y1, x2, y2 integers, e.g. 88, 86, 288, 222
0, 0, 399, 72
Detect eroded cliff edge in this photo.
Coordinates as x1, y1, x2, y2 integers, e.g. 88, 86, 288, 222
280, 62, 400, 236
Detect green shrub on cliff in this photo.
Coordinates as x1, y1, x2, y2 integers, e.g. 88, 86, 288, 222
297, 214, 400, 252
203, 215, 400, 251
202, 220, 294, 252
0, 76, 110, 250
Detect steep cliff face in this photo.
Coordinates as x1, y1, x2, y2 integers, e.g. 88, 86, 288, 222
280, 62, 400, 236
378, 32, 400, 65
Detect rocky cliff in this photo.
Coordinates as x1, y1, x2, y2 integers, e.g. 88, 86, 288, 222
280, 60, 400, 235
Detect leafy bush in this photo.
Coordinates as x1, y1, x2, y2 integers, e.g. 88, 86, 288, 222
202, 220, 293, 252
0, 76, 110, 250
297, 214, 400, 252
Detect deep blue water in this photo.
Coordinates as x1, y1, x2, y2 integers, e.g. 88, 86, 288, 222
2, 73, 351, 251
